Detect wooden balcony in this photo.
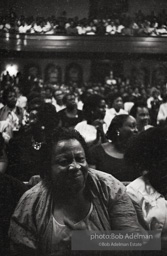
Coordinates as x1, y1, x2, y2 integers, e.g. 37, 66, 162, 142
0, 32, 167, 55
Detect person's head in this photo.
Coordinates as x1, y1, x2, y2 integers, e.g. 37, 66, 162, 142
42, 128, 89, 197
80, 88, 94, 104
2, 87, 17, 109
83, 94, 106, 123
27, 97, 43, 113
107, 93, 124, 111
37, 103, 58, 135
63, 93, 77, 111
44, 87, 53, 99
129, 101, 150, 132
27, 102, 58, 139
106, 114, 138, 150
151, 87, 159, 99
26, 97, 43, 131
53, 89, 64, 105
125, 127, 167, 195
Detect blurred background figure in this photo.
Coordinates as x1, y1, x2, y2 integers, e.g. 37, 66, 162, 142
147, 87, 162, 126
89, 114, 138, 181
7, 102, 58, 181
157, 92, 167, 126
51, 89, 66, 112
0, 87, 24, 142
57, 92, 83, 128
125, 127, 167, 249
22, 63, 42, 96
129, 101, 152, 132
105, 93, 128, 128
0, 131, 27, 256
75, 94, 107, 147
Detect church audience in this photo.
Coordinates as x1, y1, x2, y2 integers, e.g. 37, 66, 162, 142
1, 9, 167, 254
2, 9, 167, 37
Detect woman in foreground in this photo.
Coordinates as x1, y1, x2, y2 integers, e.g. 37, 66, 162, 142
9, 128, 142, 255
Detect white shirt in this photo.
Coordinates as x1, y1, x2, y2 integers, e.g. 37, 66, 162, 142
75, 120, 108, 145
104, 108, 128, 128
127, 176, 167, 238
16, 95, 27, 109
51, 98, 65, 112
157, 102, 167, 123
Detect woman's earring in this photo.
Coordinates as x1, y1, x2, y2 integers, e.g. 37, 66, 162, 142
117, 130, 120, 136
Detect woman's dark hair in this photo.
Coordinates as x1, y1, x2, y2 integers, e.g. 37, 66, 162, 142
41, 128, 88, 179
38, 103, 58, 134
124, 127, 167, 195
27, 97, 43, 112
83, 94, 104, 122
129, 101, 147, 118
106, 114, 129, 143
107, 93, 122, 108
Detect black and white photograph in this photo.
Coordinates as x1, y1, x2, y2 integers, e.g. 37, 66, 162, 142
0, 1, 167, 255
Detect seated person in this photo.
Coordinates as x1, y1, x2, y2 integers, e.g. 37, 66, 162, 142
58, 93, 83, 129
0, 87, 24, 142
9, 128, 142, 256
0, 174, 27, 256
125, 127, 167, 249
89, 114, 138, 181
75, 94, 107, 147
105, 93, 128, 128
7, 102, 58, 181
129, 101, 152, 132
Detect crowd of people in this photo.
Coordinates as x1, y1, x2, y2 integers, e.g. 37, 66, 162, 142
1, 9, 167, 36
0, 61, 167, 255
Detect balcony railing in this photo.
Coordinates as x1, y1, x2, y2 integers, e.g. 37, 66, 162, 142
1, 33, 167, 54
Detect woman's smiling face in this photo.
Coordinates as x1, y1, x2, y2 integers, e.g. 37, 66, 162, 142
51, 139, 88, 195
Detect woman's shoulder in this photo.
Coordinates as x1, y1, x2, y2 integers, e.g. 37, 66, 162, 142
126, 176, 161, 204
127, 176, 146, 191
88, 168, 126, 198
15, 181, 48, 210
126, 176, 148, 198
